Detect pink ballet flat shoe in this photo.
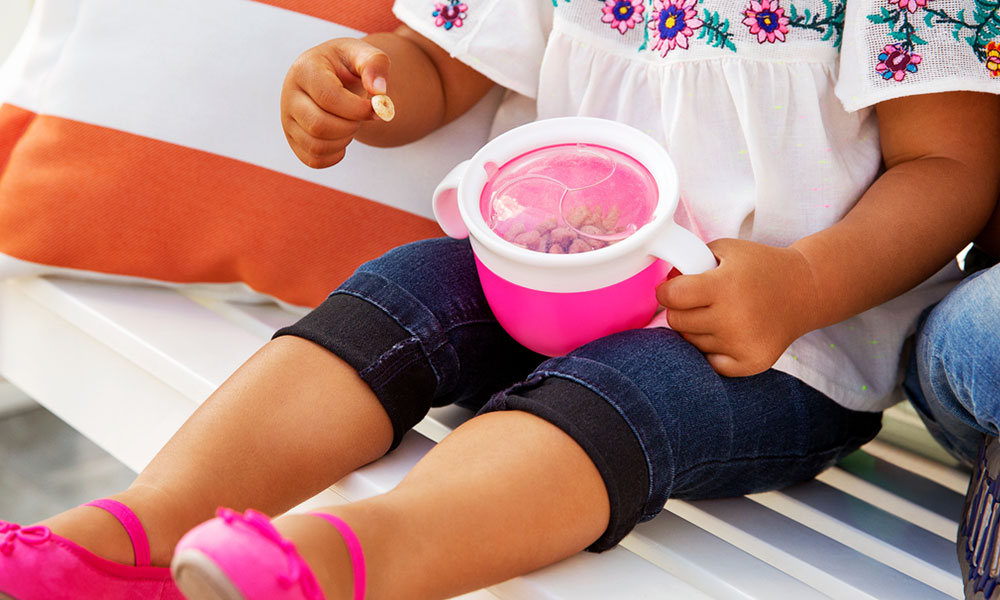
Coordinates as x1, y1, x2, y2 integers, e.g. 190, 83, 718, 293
172, 508, 366, 600
0, 498, 182, 600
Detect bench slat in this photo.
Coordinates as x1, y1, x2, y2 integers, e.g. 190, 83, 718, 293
668, 497, 957, 599
754, 481, 960, 595
836, 450, 965, 524
625, 511, 831, 599
863, 440, 970, 495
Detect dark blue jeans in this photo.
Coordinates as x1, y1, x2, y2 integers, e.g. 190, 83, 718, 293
276, 238, 882, 551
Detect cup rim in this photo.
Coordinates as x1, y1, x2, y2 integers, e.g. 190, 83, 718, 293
456, 117, 680, 267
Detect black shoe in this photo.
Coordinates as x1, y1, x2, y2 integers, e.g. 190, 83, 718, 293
960, 435, 1000, 599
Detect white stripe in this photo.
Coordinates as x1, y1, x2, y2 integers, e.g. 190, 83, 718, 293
0, 0, 81, 108
3, 0, 501, 220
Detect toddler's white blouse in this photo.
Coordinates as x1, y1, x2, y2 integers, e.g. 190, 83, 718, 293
394, 0, 999, 412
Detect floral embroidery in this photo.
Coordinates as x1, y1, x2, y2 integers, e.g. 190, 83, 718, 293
432, 0, 467, 30
988, 41, 1000, 76
876, 43, 922, 79
888, 0, 930, 14
744, 0, 791, 43
602, 0, 646, 34
696, 10, 740, 51
785, 0, 845, 47
868, 0, 1000, 79
648, 0, 705, 55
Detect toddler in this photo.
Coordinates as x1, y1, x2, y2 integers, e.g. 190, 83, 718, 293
1, 1, 999, 599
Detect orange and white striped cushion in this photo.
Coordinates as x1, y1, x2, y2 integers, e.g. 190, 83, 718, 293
0, 0, 501, 308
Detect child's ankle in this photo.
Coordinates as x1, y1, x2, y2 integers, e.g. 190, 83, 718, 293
274, 513, 358, 600
110, 484, 210, 567
39, 504, 136, 566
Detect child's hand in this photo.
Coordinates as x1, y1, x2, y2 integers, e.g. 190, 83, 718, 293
656, 238, 819, 377
280, 38, 390, 169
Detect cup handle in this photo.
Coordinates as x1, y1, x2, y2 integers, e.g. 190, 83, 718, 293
648, 221, 717, 275
432, 160, 471, 239
645, 222, 716, 329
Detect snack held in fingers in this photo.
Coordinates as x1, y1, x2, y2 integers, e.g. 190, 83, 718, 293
371, 94, 395, 122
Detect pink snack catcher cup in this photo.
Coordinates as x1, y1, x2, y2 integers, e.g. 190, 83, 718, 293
433, 117, 716, 356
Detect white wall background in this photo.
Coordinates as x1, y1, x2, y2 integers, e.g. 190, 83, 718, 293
0, 1, 33, 64
0, 0, 36, 416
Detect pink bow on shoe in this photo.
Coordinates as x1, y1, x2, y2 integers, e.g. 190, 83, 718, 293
0, 522, 52, 555
174, 506, 367, 600
218, 508, 325, 598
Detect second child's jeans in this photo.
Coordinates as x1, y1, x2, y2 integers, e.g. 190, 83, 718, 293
903, 262, 1000, 467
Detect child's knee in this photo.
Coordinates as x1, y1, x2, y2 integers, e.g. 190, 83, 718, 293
480, 374, 658, 552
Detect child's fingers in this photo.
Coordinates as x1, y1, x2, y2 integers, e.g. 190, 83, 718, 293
296, 61, 373, 122
677, 332, 723, 355
283, 119, 352, 168
664, 306, 715, 334
334, 38, 391, 98
655, 273, 713, 310
285, 90, 363, 140
705, 353, 748, 378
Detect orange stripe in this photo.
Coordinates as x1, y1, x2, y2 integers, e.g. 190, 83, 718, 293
0, 115, 443, 307
0, 104, 36, 178
250, 0, 402, 33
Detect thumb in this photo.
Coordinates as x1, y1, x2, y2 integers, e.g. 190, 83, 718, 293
342, 39, 391, 97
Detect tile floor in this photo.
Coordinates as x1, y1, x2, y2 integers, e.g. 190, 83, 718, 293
0, 402, 136, 524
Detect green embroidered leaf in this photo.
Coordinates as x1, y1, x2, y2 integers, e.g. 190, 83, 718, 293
789, 2, 798, 19
888, 30, 909, 40
923, 9, 936, 26
910, 32, 928, 44
867, 6, 899, 24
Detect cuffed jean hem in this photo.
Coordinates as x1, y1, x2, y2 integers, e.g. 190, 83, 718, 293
274, 291, 440, 451
481, 376, 652, 552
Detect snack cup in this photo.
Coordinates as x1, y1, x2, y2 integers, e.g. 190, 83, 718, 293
433, 117, 716, 356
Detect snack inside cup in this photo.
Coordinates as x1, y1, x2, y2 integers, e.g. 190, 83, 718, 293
480, 144, 658, 254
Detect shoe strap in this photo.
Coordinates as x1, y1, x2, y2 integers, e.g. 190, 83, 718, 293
84, 499, 151, 567
310, 513, 366, 600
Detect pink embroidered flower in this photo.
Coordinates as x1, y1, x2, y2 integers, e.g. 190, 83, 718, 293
602, 0, 646, 34
743, 0, 790, 43
648, 0, 704, 57
433, 1, 467, 30
876, 44, 921, 81
987, 42, 1000, 78
887, 0, 930, 13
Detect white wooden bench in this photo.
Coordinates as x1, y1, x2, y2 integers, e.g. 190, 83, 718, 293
0, 274, 969, 599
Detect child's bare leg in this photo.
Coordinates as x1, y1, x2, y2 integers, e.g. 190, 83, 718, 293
40, 335, 393, 566
274, 410, 610, 600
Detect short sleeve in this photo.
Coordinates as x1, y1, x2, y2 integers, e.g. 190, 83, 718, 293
836, 0, 1000, 111
392, 0, 551, 98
